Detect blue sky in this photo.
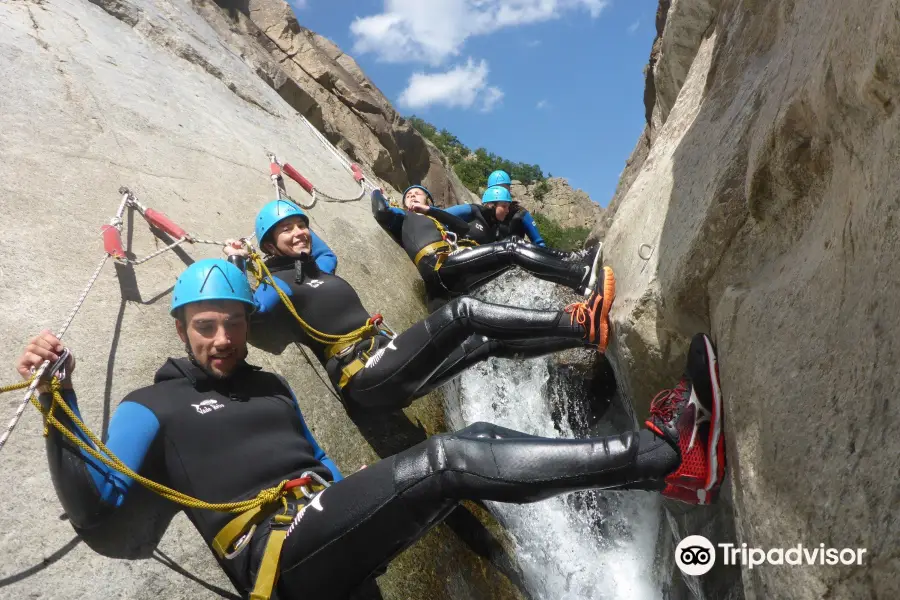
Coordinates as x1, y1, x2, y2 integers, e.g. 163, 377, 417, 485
289, 1, 657, 207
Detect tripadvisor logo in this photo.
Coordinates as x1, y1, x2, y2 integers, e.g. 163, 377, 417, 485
675, 535, 868, 576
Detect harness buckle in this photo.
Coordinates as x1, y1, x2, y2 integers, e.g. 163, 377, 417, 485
297, 470, 331, 499
223, 524, 257, 560
334, 343, 356, 360
443, 230, 459, 252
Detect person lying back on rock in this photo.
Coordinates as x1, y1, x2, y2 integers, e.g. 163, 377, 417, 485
223, 199, 615, 413
371, 183, 603, 312
17, 259, 727, 599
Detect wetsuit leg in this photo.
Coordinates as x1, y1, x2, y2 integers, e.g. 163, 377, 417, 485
437, 240, 587, 294
414, 334, 583, 398
339, 296, 586, 410
528, 243, 578, 261
270, 423, 677, 598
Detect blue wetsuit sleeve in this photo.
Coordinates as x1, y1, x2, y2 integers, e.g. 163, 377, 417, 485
89, 400, 159, 505
443, 204, 476, 221
310, 231, 337, 274
286, 388, 343, 482
54, 390, 159, 507
253, 275, 293, 315
520, 210, 546, 247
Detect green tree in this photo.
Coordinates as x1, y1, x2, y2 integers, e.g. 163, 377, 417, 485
407, 115, 547, 193
532, 213, 591, 252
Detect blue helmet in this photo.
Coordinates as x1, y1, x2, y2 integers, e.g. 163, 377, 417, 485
482, 186, 512, 204
170, 258, 255, 317
487, 170, 511, 188
401, 185, 434, 206
255, 199, 309, 245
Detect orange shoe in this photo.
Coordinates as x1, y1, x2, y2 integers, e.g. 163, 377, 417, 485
565, 266, 615, 352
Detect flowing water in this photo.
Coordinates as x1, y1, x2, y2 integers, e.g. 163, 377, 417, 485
441, 271, 663, 600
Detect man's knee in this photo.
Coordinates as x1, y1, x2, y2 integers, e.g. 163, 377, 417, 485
454, 421, 500, 438
445, 295, 482, 317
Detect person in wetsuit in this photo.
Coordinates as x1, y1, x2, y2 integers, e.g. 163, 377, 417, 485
17, 258, 728, 600
371, 185, 604, 312
450, 169, 548, 247
446, 185, 548, 247
224, 199, 615, 412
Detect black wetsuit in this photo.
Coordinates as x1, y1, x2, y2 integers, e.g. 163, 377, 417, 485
248, 256, 590, 411
42, 358, 679, 598
371, 190, 592, 311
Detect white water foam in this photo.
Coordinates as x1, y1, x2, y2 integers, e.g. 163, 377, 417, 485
441, 271, 662, 600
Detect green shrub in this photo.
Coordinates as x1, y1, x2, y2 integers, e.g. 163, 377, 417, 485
409, 115, 546, 193
532, 179, 551, 203
532, 213, 591, 252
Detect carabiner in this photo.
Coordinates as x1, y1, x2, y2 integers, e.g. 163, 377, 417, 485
44, 348, 71, 383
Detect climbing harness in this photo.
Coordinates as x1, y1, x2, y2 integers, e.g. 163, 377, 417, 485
412, 216, 479, 271
324, 314, 397, 391
213, 470, 330, 600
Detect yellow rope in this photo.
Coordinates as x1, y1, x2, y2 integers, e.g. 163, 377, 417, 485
0, 381, 30, 393
248, 252, 379, 346
2, 377, 291, 514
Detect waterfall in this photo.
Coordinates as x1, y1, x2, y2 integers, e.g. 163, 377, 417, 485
441, 270, 663, 600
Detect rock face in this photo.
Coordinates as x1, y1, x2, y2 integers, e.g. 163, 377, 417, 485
205, 0, 472, 206
0, 0, 524, 598
510, 177, 604, 230
603, 0, 900, 599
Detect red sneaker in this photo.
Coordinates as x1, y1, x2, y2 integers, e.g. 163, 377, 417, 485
645, 333, 725, 505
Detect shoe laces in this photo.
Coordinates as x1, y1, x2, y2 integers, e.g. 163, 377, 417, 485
564, 301, 589, 329
649, 378, 689, 424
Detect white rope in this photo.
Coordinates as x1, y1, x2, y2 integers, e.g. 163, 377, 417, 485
124, 237, 187, 265
0, 253, 110, 453
297, 118, 379, 195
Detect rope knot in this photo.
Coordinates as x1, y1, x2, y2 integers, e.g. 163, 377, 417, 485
255, 481, 288, 506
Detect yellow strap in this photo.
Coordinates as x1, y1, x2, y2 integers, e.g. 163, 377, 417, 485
338, 358, 366, 389
249, 252, 379, 347
413, 241, 451, 267
212, 505, 265, 557
212, 485, 321, 557
323, 329, 378, 362
249, 529, 288, 600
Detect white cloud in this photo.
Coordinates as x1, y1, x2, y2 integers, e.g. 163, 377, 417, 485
351, 0, 610, 65
526, 39, 542, 48
480, 86, 505, 112
536, 99, 549, 109
398, 59, 504, 112
627, 19, 640, 34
